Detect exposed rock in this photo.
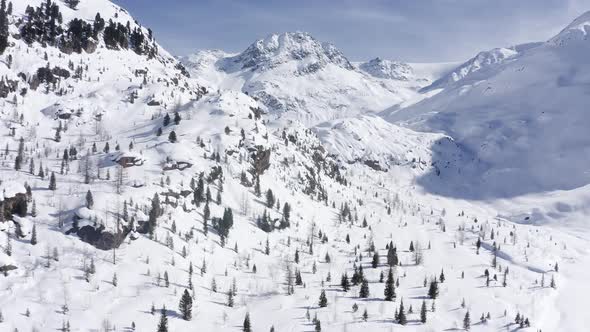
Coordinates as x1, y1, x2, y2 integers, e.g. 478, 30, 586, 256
0, 78, 18, 98
112, 152, 145, 168
363, 159, 387, 172
76, 224, 130, 251
1, 193, 27, 221
163, 161, 192, 171
51, 67, 71, 79
250, 146, 271, 175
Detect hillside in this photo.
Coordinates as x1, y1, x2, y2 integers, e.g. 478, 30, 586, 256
0, 1, 586, 332
384, 12, 590, 202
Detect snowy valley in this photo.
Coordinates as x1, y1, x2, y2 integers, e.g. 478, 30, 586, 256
0, 1, 588, 332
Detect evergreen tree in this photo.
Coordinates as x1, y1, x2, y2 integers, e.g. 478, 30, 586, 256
397, 299, 407, 325
178, 289, 193, 320
243, 312, 251, 332
30, 223, 37, 245
428, 279, 439, 299
86, 190, 94, 209
362, 308, 368, 321
318, 289, 328, 307
64, 0, 80, 9
49, 172, 57, 190
384, 268, 395, 301
227, 289, 234, 307
174, 111, 181, 125
420, 300, 427, 323
0, 0, 8, 54
463, 311, 471, 330
156, 307, 168, 332
314, 319, 321, 332
163, 113, 170, 126
254, 175, 261, 197
372, 251, 379, 268
168, 131, 177, 143
282, 202, 291, 222
359, 278, 370, 298
341, 272, 350, 292
387, 246, 398, 266
266, 189, 275, 208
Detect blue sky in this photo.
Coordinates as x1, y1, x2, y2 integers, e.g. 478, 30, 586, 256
112, 0, 589, 62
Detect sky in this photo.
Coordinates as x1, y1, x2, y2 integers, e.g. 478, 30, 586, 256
112, 0, 590, 62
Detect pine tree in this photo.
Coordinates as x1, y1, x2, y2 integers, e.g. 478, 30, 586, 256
157, 307, 168, 332
0, 0, 8, 54
420, 300, 427, 323
86, 190, 94, 209
179, 289, 193, 320
243, 312, 251, 332
164, 271, 169, 287
359, 278, 370, 298
30, 223, 37, 245
318, 289, 328, 307
384, 268, 395, 301
463, 311, 471, 330
5, 233, 11, 256
341, 272, 350, 291
397, 299, 407, 325
174, 111, 181, 125
266, 189, 275, 208
362, 308, 368, 321
31, 200, 37, 217
64, 0, 80, 9
387, 245, 398, 266
168, 131, 177, 143
313, 319, 321, 332
371, 251, 379, 268
49, 172, 57, 190
227, 289, 234, 307
254, 175, 261, 197
428, 279, 439, 299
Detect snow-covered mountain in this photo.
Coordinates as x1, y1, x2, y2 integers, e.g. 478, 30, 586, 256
421, 43, 542, 92
0, 1, 587, 332
180, 32, 453, 126
358, 57, 414, 81
384, 12, 590, 201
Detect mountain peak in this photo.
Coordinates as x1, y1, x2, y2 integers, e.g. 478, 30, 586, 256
550, 11, 590, 45
228, 31, 353, 73
359, 57, 413, 80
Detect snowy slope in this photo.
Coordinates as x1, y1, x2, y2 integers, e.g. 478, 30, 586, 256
0, 1, 587, 332
421, 43, 542, 92
314, 115, 460, 172
384, 12, 590, 200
